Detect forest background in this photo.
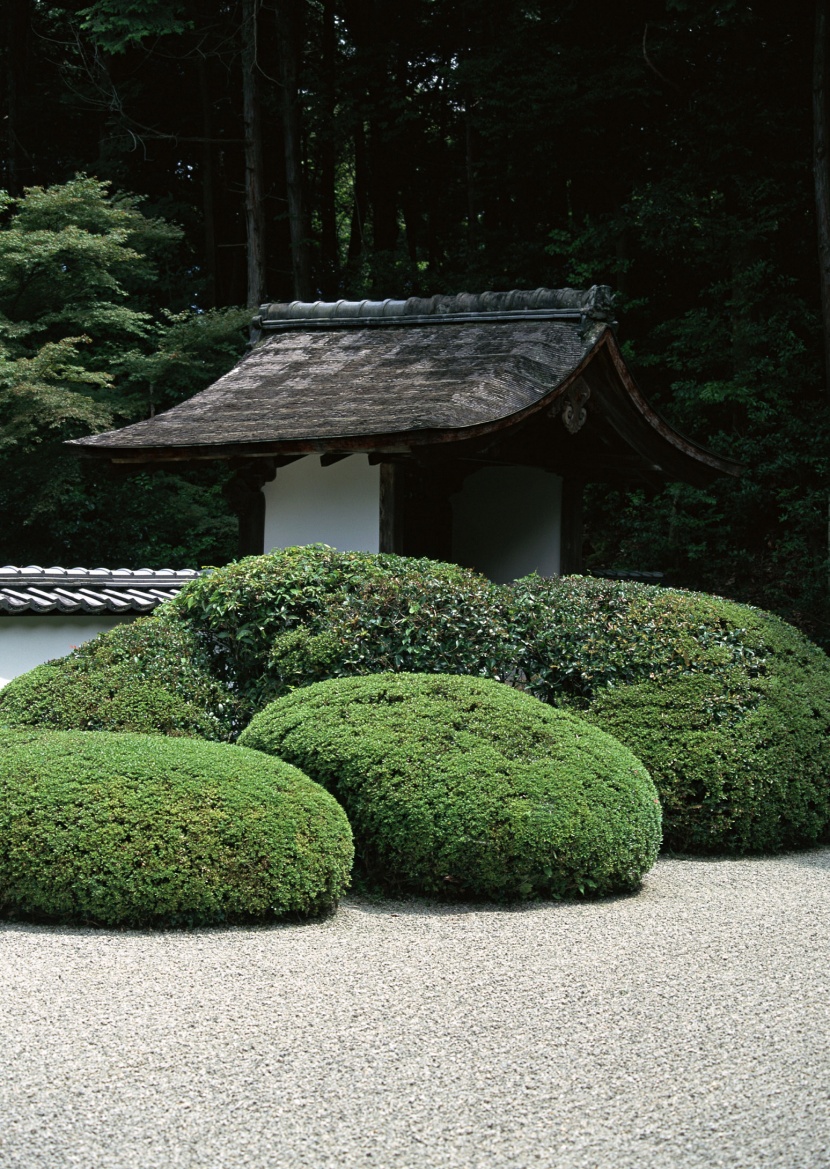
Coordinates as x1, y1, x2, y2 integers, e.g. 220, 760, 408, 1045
2, 0, 830, 644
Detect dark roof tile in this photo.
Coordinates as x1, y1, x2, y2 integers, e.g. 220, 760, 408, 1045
0, 567, 199, 616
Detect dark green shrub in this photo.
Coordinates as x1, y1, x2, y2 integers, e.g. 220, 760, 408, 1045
0, 729, 353, 926
239, 673, 661, 900
506, 575, 768, 704
507, 576, 830, 852
171, 545, 511, 714
0, 615, 243, 740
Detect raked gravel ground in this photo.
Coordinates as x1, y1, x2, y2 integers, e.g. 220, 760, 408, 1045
1, 851, 830, 1169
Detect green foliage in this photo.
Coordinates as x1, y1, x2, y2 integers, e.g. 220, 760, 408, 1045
540, 7, 830, 642
0, 614, 242, 740
0, 174, 157, 462
4, 5, 827, 637
507, 575, 830, 853
0, 661, 218, 740
0, 337, 112, 451
585, 670, 830, 855
0, 729, 353, 926
115, 306, 251, 419
78, 1, 191, 52
0, 176, 246, 567
10, 559, 824, 862
506, 575, 767, 705
171, 546, 511, 715
0, 174, 185, 359
39, 467, 237, 569
239, 673, 662, 900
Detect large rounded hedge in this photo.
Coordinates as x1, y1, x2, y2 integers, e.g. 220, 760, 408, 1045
239, 673, 662, 900
506, 574, 777, 702
508, 575, 830, 853
0, 729, 353, 926
0, 548, 510, 739
170, 545, 511, 715
585, 670, 830, 854
0, 615, 242, 741
6, 554, 828, 859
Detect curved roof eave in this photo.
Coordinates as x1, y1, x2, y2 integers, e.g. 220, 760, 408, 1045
68, 328, 740, 484
584, 332, 742, 482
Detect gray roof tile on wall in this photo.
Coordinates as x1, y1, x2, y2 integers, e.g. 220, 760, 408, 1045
0, 567, 200, 615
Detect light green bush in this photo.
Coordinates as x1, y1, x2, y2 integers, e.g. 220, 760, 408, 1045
0, 729, 353, 926
585, 669, 830, 853
239, 673, 661, 900
507, 575, 830, 852
506, 575, 769, 702
0, 615, 242, 739
7, 558, 826, 859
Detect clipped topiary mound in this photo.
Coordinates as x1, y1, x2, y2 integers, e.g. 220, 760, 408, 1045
585, 670, 830, 854
507, 575, 830, 853
0, 615, 243, 740
170, 545, 511, 715
239, 673, 661, 900
0, 729, 353, 926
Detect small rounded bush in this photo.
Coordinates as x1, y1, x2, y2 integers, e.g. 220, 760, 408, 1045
0, 729, 353, 926
0, 615, 242, 740
239, 673, 661, 900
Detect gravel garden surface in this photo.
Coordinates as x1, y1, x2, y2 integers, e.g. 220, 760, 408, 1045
1, 850, 829, 1169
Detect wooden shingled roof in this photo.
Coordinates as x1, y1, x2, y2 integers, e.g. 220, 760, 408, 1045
70, 288, 603, 459
69, 286, 740, 486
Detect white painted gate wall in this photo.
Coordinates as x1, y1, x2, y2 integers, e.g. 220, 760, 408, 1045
1, 462, 561, 685
0, 615, 133, 686
263, 455, 380, 554
262, 454, 562, 583
451, 466, 562, 583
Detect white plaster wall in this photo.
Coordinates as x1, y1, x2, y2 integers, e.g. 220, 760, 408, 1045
263, 454, 380, 554
0, 615, 134, 685
451, 466, 562, 583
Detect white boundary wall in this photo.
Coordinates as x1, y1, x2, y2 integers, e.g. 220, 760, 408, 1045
263, 454, 380, 554
452, 466, 562, 583
0, 615, 134, 685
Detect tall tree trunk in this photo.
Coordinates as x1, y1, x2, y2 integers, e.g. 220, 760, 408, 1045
198, 56, 217, 308
347, 118, 369, 268
5, 0, 29, 194
814, 0, 830, 396
343, 0, 400, 291
813, 0, 830, 594
365, 5, 398, 263
464, 95, 482, 250
275, 0, 313, 301
319, 0, 339, 297
94, 47, 120, 179
241, 0, 266, 309
368, 114, 398, 256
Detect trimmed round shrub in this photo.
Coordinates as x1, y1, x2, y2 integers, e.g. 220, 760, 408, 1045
585, 670, 830, 854
506, 575, 830, 853
0, 729, 353, 926
170, 545, 511, 715
239, 673, 661, 900
0, 615, 243, 740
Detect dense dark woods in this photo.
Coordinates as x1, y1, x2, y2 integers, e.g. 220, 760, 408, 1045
1, 1, 829, 642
